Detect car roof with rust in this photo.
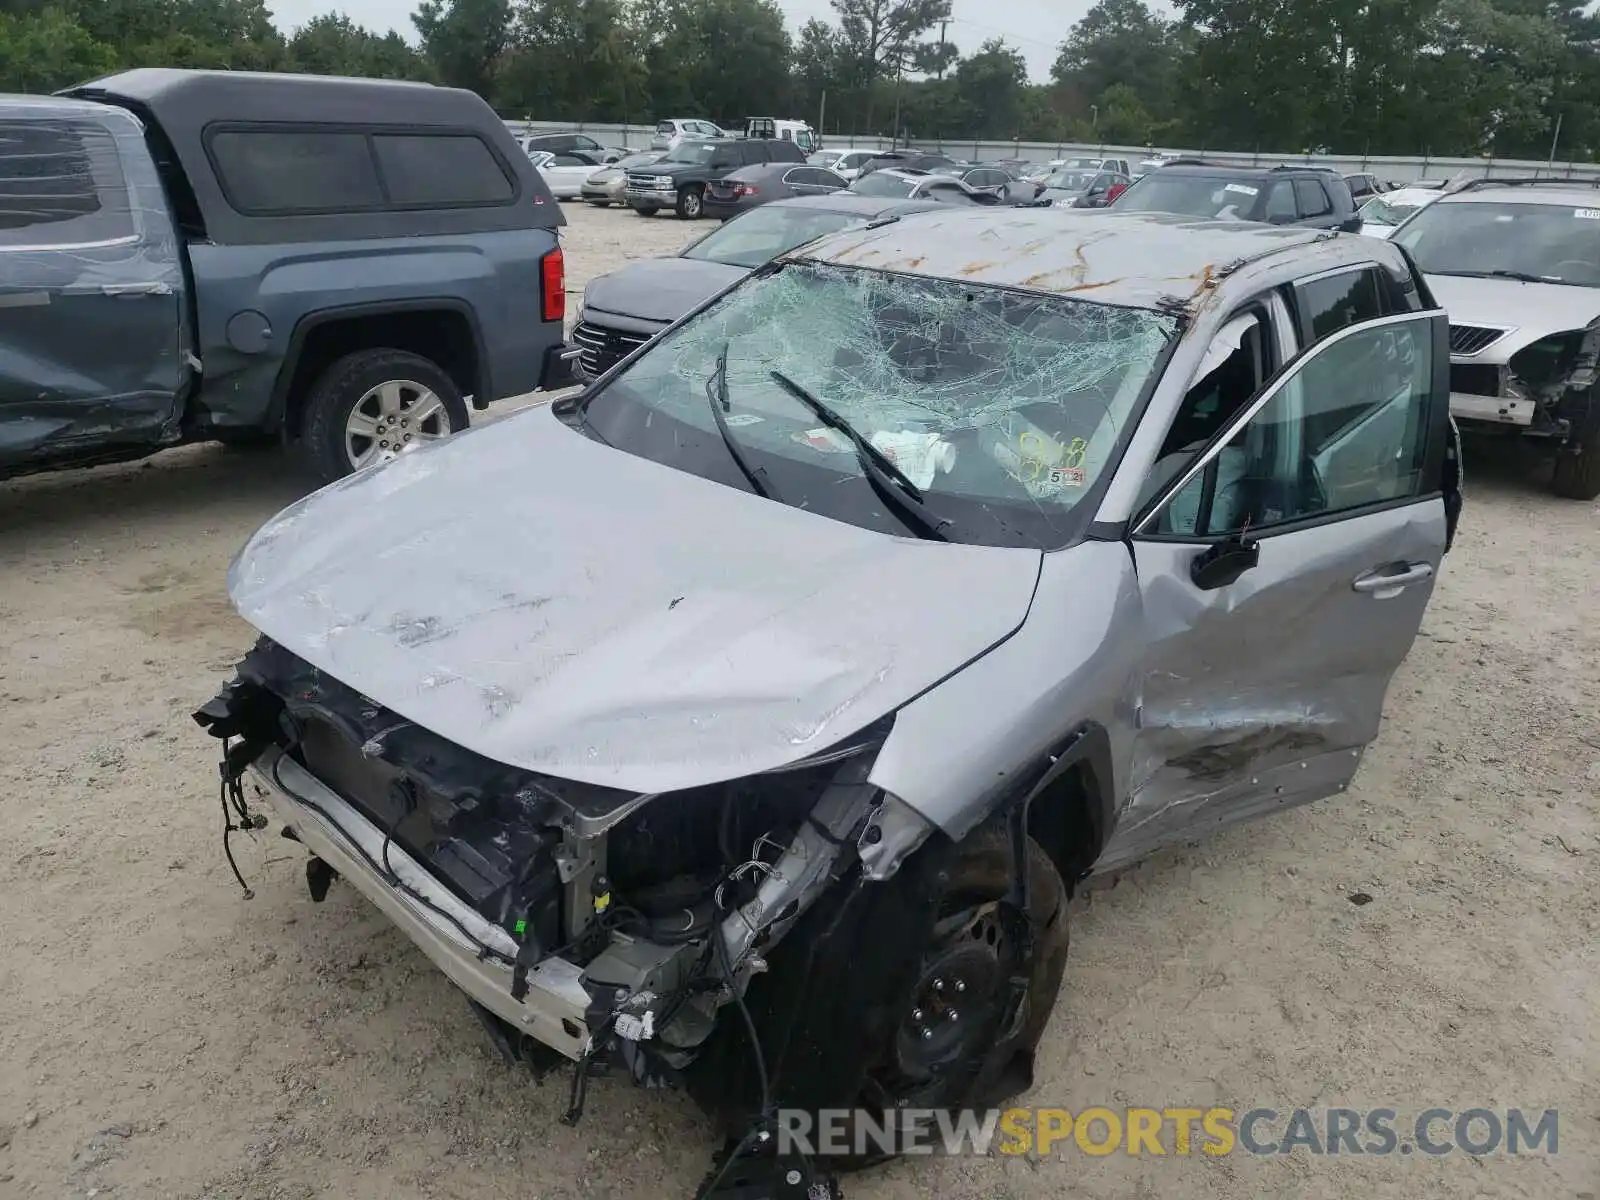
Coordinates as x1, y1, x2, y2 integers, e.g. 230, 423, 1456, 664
782, 207, 1375, 310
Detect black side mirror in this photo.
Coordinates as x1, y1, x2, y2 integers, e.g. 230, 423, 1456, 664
1339, 215, 1363, 233
1190, 532, 1260, 590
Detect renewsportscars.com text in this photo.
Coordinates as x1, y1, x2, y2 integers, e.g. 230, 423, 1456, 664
775, 1106, 1560, 1159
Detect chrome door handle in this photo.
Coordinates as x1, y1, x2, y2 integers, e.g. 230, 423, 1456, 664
1353, 562, 1434, 598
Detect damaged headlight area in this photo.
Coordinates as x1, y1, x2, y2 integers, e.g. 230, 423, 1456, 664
1506, 322, 1600, 423
193, 637, 933, 1116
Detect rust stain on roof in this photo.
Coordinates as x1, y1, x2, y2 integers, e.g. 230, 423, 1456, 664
960, 260, 999, 276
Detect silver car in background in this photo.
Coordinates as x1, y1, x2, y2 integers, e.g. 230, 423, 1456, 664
1392, 177, 1600, 498
198, 208, 1461, 1190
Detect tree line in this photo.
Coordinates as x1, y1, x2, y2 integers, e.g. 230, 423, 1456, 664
3, 0, 1599, 161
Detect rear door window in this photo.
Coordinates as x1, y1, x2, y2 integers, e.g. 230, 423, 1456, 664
1264, 180, 1296, 222
372, 134, 514, 206
1295, 178, 1333, 219
739, 142, 768, 165
0, 118, 135, 246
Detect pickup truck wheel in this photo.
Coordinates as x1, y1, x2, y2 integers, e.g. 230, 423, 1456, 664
299, 350, 468, 482
1550, 396, 1600, 500
676, 185, 705, 219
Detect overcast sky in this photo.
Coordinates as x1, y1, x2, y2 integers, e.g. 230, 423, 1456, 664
265, 0, 1095, 82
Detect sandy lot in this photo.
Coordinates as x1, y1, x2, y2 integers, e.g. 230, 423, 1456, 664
0, 203, 1595, 1200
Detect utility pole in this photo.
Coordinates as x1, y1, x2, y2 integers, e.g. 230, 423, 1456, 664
818, 89, 827, 141
937, 19, 948, 79
1547, 111, 1564, 173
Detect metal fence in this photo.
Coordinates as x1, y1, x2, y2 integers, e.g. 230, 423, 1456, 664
505, 119, 1600, 184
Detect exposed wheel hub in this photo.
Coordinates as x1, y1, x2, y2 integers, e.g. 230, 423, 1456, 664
892, 903, 1012, 1083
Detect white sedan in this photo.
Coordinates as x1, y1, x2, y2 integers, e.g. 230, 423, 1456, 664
529, 150, 602, 201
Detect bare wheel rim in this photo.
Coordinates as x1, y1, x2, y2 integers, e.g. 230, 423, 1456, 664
344, 379, 450, 470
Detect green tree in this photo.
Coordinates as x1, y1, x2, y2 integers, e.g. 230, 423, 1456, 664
287, 13, 434, 79
953, 38, 1027, 138
830, 0, 950, 128
413, 0, 512, 96
1053, 0, 1180, 121
0, 5, 117, 92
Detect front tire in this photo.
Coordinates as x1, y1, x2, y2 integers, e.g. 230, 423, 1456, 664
587, 200, 611, 208
634, 205, 659, 218
1550, 394, 1600, 500
676, 185, 705, 219
297, 349, 469, 483
687, 822, 1069, 1169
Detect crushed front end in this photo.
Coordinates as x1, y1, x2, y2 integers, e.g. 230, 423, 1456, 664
194, 637, 935, 1187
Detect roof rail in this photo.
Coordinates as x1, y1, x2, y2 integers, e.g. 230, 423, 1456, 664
1448, 176, 1600, 193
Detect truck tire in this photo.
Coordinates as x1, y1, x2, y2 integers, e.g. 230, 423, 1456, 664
297, 349, 469, 483
676, 185, 705, 219
634, 205, 658, 218
1550, 395, 1600, 500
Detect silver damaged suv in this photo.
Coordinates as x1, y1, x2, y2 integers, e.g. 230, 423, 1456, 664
197, 209, 1463, 1191
1391, 177, 1600, 499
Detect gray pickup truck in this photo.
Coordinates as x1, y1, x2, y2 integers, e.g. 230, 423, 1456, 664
1, 69, 573, 483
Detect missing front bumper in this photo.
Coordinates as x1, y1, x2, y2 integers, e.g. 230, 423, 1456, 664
250, 747, 592, 1059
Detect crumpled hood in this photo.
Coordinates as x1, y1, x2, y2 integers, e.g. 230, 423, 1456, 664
1427, 273, 1600, 359
228, 407, 1042, 794
581, 257, 749, 326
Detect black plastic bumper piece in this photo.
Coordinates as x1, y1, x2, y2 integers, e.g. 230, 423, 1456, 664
539, 341, 581, 391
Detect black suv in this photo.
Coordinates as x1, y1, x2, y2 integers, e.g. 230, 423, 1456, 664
1112, 164, 1362, 230
625, 137, 806, 219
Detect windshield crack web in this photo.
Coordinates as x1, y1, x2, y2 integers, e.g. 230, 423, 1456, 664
657, 261, 1175, 500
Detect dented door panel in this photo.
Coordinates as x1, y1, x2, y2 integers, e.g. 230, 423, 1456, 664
1099, 498, 1445, 870
0, 102, 187, 475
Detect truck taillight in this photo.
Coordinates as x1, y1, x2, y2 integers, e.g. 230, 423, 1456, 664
541, 248, 565, 323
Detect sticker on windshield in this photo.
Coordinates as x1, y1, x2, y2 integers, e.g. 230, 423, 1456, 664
1575, 208, 1600, 219
793, 427, 852, 453
1048, 465, 1086, 488
1224, 183, 1259, 196
724, 413, 763, 426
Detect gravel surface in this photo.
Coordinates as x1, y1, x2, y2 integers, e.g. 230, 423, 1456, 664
0, 203, 1595, 1200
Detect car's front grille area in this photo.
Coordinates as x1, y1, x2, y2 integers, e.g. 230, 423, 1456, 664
627, 172, 662, 190
572, 320, 652, 377
1450, 363, 1502, 396
1449, 324, 1509, 355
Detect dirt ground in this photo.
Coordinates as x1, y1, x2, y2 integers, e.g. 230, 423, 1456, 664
0, 203, 1595, 1200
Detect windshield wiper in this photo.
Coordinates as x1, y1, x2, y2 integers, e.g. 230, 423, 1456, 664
706, 342, 780, 501
767, 369, 952, 541
1433, 268, 1557, 284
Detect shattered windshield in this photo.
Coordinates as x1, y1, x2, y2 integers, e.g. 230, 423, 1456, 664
1114, 173, 1263, 219
680, 206, 868, 269
577, 261, 1178, 549
1393, 200, 1600, 286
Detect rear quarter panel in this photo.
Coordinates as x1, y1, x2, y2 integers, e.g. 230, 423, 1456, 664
190, 227, 559, 425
